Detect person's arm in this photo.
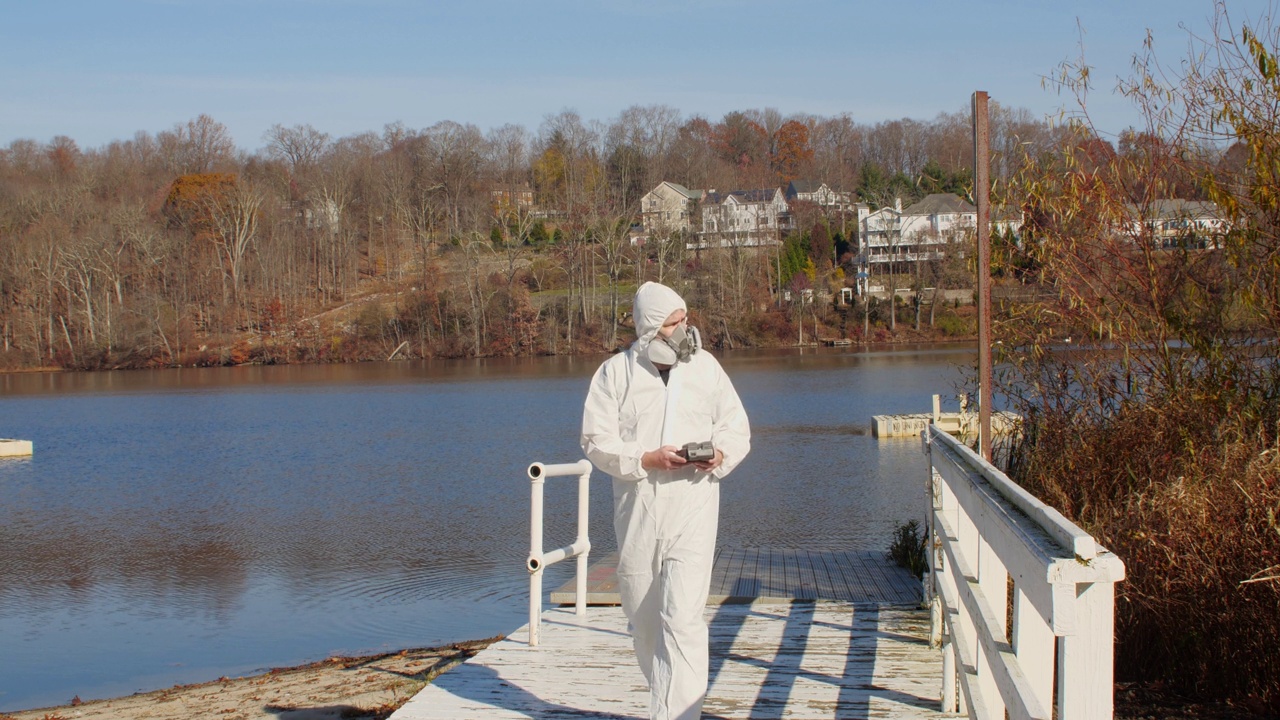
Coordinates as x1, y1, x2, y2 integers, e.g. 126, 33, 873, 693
580, 361, 652, 481
707, 363, 751, 479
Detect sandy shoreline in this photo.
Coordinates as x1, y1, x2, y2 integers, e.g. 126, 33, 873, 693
0, 638, 499, 720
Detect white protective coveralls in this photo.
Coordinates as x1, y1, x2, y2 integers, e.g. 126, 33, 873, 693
580, 282, 751, 720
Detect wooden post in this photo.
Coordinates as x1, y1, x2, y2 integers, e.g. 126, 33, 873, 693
972, 91, 993, 461
942, 635, 958, 712
1058, 581, 1116, 719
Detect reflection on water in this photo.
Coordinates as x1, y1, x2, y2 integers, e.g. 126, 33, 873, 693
0, 345, 974, 711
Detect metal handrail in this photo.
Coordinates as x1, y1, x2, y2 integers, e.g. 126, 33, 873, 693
526, 459, 592, 646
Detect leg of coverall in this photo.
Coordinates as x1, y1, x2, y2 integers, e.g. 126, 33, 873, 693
618, 556, 660, 687
651, 533, 716, 720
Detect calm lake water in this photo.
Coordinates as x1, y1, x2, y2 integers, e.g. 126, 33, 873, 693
0, 345, 976, 711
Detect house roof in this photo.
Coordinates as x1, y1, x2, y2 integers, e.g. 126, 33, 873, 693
787, 180, 823, 195
705, 188, 781, 205
903, 193, 975, 216
658, 181, 702, 200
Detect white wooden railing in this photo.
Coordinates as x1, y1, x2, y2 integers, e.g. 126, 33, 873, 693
526, 459, 592, 646
923, 425, 1126, 719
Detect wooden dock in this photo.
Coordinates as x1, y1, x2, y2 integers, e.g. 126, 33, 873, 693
551, 548, 923, 605
392, 549, 943, 719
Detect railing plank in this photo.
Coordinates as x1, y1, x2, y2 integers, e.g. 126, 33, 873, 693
932, 431, 1097, 560
1013, 585, 1056, 714
933, 445, 1065, 632
936, 511, 1052, 720
934, 573, 990, 719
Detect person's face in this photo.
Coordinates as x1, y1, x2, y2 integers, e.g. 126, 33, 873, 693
657, 309, 687, 339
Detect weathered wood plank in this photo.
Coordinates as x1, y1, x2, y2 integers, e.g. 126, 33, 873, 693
554, 547, 923, 606
812, 550, 845, 600
392, 602, 944, 720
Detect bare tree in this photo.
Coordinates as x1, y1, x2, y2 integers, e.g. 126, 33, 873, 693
423, 120, 487, 239
263, 123, 331, 173
205, 180, 263, 318
159, 115, 237, 175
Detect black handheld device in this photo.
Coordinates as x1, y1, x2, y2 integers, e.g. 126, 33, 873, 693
679, 441, 715, 463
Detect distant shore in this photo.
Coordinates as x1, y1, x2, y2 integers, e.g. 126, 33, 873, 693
0, 334, 981, 376
0, 638, 498, 720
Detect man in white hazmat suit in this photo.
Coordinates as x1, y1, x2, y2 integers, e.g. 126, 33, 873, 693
581, 281, 751, 720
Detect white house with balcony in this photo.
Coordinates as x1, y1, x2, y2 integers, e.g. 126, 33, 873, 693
639, 181, 703, 238
859, 193, 1023, 267
697, 188, 788, 248
785, 180, 856, 214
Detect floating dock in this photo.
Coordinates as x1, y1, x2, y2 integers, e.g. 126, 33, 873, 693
872, 395, 1019, 438
0, 439, 33, 457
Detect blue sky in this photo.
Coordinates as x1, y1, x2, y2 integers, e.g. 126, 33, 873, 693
1, 0, 1272, 151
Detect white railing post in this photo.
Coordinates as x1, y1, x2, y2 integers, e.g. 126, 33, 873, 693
526, 459, 593, 647
528, 465, 546, 647
941, 634, 958, 712
1058, 581, 1117, 719
574, 465, 590, 618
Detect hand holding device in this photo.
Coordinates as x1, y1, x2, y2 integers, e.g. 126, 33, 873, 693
678, 441, 715, 463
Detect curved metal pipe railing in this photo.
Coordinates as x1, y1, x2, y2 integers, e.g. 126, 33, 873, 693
526, 459, 592, 646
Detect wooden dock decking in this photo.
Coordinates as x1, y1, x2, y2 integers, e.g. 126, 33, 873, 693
551, 548, 923, 605
392, 549, 943, 719
393, 602, 942, 719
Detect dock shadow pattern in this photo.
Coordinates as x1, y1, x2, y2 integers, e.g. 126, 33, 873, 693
705, 602, 941, 719
709, 548, 923, 605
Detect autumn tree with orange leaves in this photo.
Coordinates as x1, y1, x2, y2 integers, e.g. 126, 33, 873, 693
769, 120, 814, 185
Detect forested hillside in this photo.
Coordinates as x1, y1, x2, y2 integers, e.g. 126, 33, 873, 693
0, 104, 1077, 369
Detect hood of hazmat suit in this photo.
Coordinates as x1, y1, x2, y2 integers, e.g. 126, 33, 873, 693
633, 281, 689, 366
580, 281, 751, 720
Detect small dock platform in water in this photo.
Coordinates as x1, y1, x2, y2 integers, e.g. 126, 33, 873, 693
0, 439, 33, 457
391, 549, 942, 719
872, 394, 1020, 439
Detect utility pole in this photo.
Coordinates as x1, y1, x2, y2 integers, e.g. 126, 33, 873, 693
973, 91, 993, 461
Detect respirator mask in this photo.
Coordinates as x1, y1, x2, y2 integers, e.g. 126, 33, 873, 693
647, 324, 701, 365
